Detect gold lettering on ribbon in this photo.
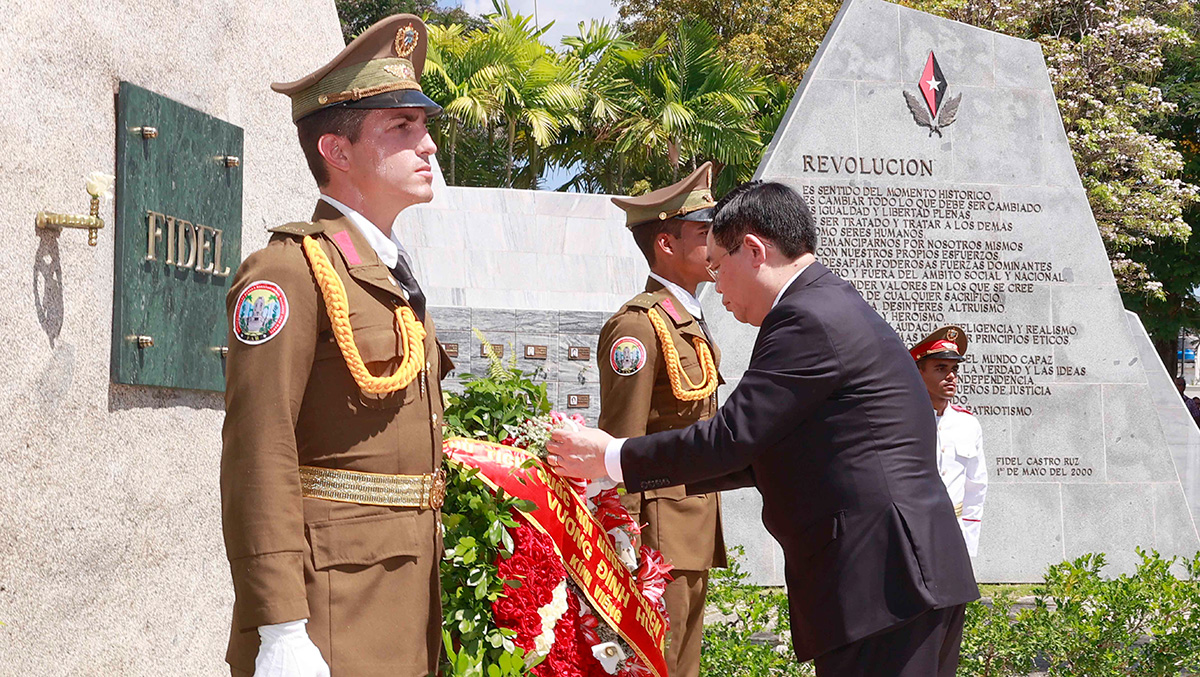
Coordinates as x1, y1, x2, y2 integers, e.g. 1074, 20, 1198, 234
443, 438, 669, 677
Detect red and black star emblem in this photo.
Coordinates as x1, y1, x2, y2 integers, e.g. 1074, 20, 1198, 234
919, 52, 947, 118
903, 51, 962, 137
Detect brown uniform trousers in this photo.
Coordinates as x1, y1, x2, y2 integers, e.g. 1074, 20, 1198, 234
222, 201, 450, 676
597, 278, 727, 677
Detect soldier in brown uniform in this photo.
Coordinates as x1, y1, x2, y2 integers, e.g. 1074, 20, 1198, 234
221, 15, 451, 677
599, 163, 728, 677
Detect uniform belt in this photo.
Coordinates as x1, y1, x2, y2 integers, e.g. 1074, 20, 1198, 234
299, 466, 446, 510
953, 502, 963, 518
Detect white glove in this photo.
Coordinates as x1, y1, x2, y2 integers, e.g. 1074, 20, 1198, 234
254, 620, 330, 677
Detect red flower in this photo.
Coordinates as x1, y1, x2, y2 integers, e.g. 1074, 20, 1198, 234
635, 546, 674, 630
591, 488, 639, 535
493, 519, 568, 658
576, 600, 601, 647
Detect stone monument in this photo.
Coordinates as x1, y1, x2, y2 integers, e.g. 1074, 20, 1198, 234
0, 2, 344, 673
397, 185, 647, 423
702, 0, 1200, 583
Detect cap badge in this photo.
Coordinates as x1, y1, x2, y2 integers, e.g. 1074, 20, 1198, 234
946, 328, 959, 340
384, 62, 416, 81
394, 23, 420, 58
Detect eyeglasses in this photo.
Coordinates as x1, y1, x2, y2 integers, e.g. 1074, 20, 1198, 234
706, 244, 742, 281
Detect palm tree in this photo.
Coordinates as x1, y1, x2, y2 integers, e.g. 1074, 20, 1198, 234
423, 24, 506, 185
483, 1, 585, 187
612, 19, 767, 186
551, 21, 641, 193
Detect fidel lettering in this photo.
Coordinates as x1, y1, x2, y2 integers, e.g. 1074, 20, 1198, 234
145, 209, 232, 276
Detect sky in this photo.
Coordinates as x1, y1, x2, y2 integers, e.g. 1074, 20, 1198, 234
451, 0, 620, 48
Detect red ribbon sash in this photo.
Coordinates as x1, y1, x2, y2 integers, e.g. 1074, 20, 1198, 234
443, 438, 668, 677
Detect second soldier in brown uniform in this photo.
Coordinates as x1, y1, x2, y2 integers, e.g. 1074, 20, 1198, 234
221, 15, 452, 677
599, 163, 727, 677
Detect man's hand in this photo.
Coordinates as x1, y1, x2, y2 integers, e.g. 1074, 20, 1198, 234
546, 426, 614, 480
255, 620, 330, 677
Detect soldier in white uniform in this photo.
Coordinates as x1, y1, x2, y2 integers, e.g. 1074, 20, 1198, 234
910, 326, 987, 556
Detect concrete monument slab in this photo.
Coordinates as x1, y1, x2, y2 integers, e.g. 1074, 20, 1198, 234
0, 1, 344, 673
703, 0, 1200, 583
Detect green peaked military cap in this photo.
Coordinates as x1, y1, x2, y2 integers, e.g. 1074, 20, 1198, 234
271, 14, 442, 122
612, 161, 718, 229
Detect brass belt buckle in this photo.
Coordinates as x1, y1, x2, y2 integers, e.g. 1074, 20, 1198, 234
426, 468, 447, 510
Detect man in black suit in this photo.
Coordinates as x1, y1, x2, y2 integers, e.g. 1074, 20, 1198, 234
547, 181, 979, 676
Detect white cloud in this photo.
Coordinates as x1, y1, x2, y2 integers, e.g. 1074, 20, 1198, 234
455, 0, 619, 48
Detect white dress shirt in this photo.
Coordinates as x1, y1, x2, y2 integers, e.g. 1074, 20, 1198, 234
648, 272, 704, 319
320, 194, 406, 268
603, 263, 812, 483
936, 406, 988, 556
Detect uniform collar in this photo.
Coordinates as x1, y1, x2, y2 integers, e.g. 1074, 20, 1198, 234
320, 194, 400, 269
648, 272, 703, 319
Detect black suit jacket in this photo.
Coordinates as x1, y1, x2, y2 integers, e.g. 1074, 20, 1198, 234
621, 262, 979, 660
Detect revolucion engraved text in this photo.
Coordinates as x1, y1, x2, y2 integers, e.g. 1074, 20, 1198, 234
802, 155, 934, 177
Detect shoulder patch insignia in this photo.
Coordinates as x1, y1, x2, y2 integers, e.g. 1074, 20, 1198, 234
659, 297, 683, 323
234, 280, 289, 345
951, 404, 974, 416
610, 336, 647, 376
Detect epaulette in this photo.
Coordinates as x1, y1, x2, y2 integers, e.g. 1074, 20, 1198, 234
269, 221, 325, 237
951, 404, 974, 416
623, 289, 669, 311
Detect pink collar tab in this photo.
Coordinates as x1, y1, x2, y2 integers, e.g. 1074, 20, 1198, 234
330, 230, 362, 266
659, 298, 683, 324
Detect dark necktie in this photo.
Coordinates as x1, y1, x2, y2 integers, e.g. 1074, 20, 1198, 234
696, 314, 713, 344
389, 255, 426, 321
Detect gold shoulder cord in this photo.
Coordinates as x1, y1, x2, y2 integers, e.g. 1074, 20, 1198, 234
646, 308, 718, 401
301, 236, 426, 394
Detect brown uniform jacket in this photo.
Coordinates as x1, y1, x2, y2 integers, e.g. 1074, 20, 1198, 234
597, 279, 727, 571
221, 201, 450, 676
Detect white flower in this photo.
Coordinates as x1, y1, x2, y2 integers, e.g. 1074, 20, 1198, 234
609, 528, 640, 571
586, 476, 617, 500
85, 172, 115, 199
590, 641, 626, 674
527, 579, 570, 665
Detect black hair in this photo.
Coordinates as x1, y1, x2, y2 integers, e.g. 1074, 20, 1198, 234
630, 218, 684, 266
710, 181, 817, 258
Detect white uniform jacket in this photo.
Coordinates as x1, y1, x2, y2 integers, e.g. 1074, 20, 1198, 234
936, 404, 987, 556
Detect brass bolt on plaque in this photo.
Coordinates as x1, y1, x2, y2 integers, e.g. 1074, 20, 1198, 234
128, 335, 154, 349
211, 346, 230, 358
35, 172, 114, 246
132, 126, 158, 139
220, 155, 241, 168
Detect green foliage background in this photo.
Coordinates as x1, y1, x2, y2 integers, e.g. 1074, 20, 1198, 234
439, 347, 550, 676
701, 548, 1200, 677
336, 0, 1200, 366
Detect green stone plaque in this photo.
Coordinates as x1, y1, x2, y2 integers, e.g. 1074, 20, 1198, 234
112, 82, 243, 392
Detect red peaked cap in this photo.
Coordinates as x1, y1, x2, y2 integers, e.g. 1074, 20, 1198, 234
909, 325, 968, 362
